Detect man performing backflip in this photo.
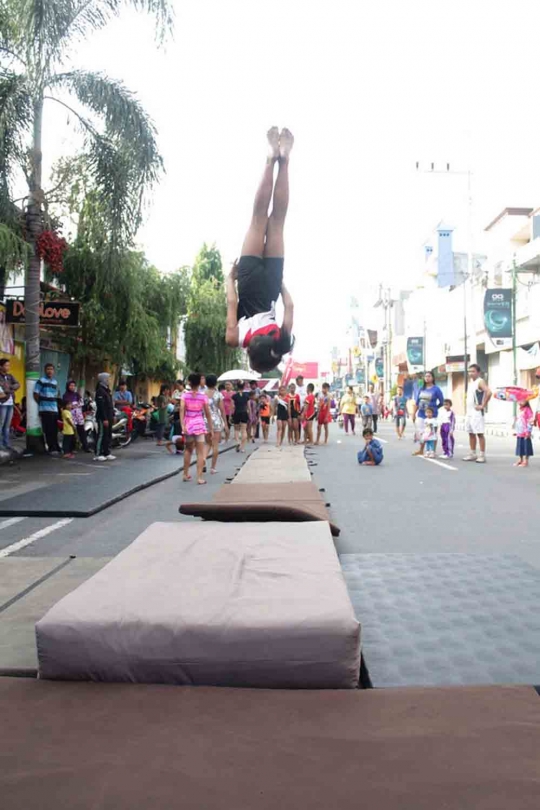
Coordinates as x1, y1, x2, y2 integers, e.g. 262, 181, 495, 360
226, 128, 295, 373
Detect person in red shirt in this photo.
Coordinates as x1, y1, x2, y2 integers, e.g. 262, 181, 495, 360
225, 128, 295, 373
301, 383, 316, 446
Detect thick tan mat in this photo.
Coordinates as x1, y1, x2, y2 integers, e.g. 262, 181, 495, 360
180, 482, 340, 536
2, 679, 539, 810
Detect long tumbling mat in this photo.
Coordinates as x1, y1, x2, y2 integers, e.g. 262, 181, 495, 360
2, 678, 540, 810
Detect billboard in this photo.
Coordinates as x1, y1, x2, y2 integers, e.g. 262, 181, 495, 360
407, 336, 424, 367
375, 358, 384, 378
484, 288, 512, 348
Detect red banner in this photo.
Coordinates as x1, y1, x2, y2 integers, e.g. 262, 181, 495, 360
281, 360, 319, 386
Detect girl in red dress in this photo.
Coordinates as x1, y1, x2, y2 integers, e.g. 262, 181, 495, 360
315, 383, 332, 445
302, 383, 316, 445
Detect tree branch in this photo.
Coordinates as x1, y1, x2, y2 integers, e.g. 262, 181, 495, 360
43, 94, 98, 137
0, 45, 26, 67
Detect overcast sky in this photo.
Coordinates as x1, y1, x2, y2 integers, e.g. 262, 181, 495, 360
46, 0, 540, 368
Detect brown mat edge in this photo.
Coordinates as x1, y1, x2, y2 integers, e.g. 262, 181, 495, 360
179, 502, 340, 537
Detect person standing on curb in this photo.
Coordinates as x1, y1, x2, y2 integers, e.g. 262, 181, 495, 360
367, 383, 380, 433
0, 358, 20, 452
33, 362, 61, 454
463, 364, 491, 464
94, 372, 116, 462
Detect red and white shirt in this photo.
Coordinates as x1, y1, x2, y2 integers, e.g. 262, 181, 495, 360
238, 306, 280, 348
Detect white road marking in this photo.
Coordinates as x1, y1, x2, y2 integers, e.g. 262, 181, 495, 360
0, 518, 73, 558
420, 456, 458, 472
0, 517, 25, 532
56, 473, 91, 476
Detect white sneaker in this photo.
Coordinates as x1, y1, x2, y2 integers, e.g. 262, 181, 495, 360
439, 453, 448, 459
94, 455, 107, 462
476, 455, 486, 464
462, 454, 477, 462
105, 454, 117, 461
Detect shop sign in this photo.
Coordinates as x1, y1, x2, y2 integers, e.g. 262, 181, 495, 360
445, 361, 466, 373
483, 288, 512, 348
6, 299, 80, 327
407, 336, 424, 366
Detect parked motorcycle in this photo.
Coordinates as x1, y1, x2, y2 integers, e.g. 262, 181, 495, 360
83, 400, 134, 451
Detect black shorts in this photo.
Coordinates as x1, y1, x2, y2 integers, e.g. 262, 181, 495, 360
237, 255, 284, 319
290, 408, 300, 420
233, 412, 248, 425
261, 416, 270, 424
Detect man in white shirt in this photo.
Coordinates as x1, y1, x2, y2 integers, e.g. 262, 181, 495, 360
463, 364, 491, 464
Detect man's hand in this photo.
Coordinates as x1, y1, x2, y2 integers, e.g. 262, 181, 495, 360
475, 404, 484, 411
230, 260, 239, 281
103, 420, 109, 428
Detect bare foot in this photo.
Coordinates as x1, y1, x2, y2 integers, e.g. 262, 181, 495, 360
197, 478, 207, 485
267, 126, 280, 160
211, 468, 217, 474
182, 474, 192, 482
279, 128, 294, 160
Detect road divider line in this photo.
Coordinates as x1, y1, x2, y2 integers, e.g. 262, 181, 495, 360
0, 517, 26, 532
420, 456, 458, 472
0, 518, 73, 558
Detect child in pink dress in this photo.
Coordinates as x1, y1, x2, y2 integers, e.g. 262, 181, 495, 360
514, 400, 534, 468
180, 372, 212, 484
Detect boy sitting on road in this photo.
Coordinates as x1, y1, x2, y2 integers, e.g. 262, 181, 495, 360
357, 427, 383, 466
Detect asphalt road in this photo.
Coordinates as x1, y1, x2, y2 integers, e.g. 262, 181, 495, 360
1, 420, 539, 568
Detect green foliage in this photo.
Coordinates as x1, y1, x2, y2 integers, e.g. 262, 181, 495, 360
0, 221, 30, 269
184, 244, 241, 375
55, 244, 188, 377
0, 0, 174, 258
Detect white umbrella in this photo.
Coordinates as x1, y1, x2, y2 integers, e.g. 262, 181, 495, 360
218, 369, 261, 382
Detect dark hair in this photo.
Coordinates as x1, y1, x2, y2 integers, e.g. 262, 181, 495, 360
188, 372, 201, 388
159, 383, 170, 395
422, 371, 435, 387
296, 375, 304, 381
119, 379, 127, 387
247, 331, 294, 374
205, 374, 218, 388
250, 379, 258, 386
468, 363, 481, 373
176, 379, 184, 385
425, 406, 434, 414
322, 382, 330, 390
44, 363, 55, 371
236, 380, 245, 392
444, 398, 452, 406
307, 383, 314, 393
0, 357, 8, 367
218, 382, 225, 391
347, 386, 353, 393
363, 428, 373, 438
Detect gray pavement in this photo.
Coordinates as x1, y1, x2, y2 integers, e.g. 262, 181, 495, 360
310, 420, 540, 570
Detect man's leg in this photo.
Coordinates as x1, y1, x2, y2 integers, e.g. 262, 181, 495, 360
240, 128, 280, 257
42, 412, 59, 452
469, 433, 477, 452
101, 422, 111, 458
372, 414, 378, 433
478, 434, 486, 454
0, 406, 12, 448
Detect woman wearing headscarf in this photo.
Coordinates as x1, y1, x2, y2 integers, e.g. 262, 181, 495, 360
63, 380, 90, 452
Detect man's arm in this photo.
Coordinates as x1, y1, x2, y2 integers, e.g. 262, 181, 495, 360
33, 380, 41, 404
225, 264, 240, 347
10, 375, 20, 393
479, 379, 492, 408
281, 282, 294, 335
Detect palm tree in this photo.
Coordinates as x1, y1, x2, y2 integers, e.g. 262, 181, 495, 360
0, 0, 173, 450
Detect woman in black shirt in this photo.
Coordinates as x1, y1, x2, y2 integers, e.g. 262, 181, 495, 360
232, 381, 249, 453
